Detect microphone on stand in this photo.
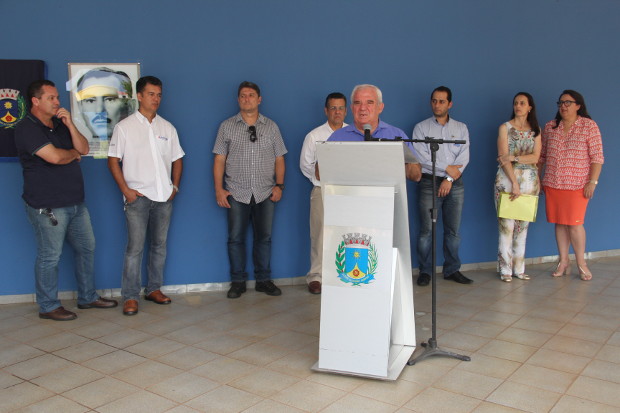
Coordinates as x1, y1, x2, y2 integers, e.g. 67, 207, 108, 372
363, 124, 372, 141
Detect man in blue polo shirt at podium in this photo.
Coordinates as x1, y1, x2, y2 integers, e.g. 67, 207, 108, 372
327, 84, 421, 181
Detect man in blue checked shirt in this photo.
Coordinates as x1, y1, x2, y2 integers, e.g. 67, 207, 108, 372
213, 81, 287, 299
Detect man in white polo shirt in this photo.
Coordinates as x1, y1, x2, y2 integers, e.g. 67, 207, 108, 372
108, 76, 185, 316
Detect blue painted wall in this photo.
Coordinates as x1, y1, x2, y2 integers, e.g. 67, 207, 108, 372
1, 0, 618, 295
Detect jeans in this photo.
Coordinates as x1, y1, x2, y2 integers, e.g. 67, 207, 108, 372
417, 177, 465, 276
25, 203, 99, 313
122, 196, 172, 301
227, 196, 274, 283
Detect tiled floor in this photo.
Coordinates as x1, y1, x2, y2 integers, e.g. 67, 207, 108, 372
1, 256, 620, 412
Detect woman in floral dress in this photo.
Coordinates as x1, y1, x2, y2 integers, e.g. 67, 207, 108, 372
494, 92, 541, 282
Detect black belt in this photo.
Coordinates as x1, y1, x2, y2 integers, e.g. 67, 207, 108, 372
421, 173, 461, 182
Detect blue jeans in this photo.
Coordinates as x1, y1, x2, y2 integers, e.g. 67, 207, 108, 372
122, 197, 172, 301
25, 203, 99, 313
227, 196, 274, 283
417, 177, 465, 276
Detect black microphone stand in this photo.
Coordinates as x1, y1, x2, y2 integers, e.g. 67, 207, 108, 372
364, 133, 471, 364
406, 136, 470, 365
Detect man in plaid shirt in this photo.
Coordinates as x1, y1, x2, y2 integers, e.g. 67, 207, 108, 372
213, 81, 287, 299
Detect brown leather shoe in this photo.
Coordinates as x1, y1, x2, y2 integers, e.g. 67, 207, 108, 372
145, 290, 171, 304
123, 299, 139, 316
308, 281, 321, 295
78, 297, 119, 309
39, 306, 77, 321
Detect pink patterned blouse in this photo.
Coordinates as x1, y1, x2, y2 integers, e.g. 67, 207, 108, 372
540, 116, 604, 190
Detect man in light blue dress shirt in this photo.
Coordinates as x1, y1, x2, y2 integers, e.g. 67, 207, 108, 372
411, 86, 472, 286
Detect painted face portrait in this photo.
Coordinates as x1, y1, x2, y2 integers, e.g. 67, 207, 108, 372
75, 68, 136, 139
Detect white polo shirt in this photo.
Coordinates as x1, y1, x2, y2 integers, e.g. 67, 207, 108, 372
109, 111, 185, 202
299, 121, 347, 187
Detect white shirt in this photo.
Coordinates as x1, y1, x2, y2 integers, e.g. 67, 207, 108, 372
109, 111, 185, 202
299, 121, 347, 186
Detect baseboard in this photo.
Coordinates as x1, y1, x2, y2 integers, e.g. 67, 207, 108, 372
2, 249, 619, 305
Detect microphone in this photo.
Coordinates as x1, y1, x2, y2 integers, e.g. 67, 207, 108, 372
363, 124, 372, 141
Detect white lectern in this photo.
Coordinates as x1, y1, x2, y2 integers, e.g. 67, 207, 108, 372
312, 141, 416, 380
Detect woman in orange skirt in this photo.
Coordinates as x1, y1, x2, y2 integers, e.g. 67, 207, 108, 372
539, 90, 604, 280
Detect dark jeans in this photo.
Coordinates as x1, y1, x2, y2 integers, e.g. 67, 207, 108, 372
227, 196, 274, 283
417, 177, 465, 276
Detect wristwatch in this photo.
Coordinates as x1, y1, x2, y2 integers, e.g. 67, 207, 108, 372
445, 176, 454, 183
275, 184, 285, 190
589, 180, 598, 185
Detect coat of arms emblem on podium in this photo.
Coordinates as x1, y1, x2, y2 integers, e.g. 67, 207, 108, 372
335, 233, 377, 286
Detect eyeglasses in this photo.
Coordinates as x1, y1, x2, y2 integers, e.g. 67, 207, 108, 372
248, 125, 257, 142
557, 100, 577, 107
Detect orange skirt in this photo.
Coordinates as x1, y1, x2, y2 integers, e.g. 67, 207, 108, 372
544, 186, 589, 225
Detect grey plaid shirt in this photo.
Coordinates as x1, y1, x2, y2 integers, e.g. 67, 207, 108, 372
213, 113, 287, 204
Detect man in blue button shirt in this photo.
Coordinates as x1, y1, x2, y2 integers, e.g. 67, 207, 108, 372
328, 84, 421, 181
411, 86, 472, 286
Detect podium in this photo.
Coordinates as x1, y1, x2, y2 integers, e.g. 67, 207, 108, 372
312, 141, 416, 380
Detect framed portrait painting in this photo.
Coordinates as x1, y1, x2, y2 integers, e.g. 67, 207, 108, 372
68, 63, 140, 158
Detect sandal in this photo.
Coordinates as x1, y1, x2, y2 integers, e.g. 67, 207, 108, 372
578, 266, 592, 281
501, 274, 512, 282
552, 261, 571, 277
514, 273, 530, 280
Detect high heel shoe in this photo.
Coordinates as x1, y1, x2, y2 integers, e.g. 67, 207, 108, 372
578, 265, 592, 281
552, 261, 571, 277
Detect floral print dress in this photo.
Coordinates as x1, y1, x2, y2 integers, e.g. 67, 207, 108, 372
494, 122, 539, 276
